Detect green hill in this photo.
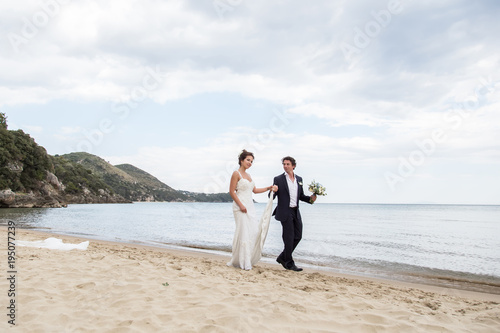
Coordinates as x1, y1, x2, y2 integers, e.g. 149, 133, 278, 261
114, 164, 187, 201
62, 152, 188, 202
0, 112, 231, 207
0, 119, 127, 207
0, 127, 53, 192
62, 153, 231, 202
51, 154, 127, 204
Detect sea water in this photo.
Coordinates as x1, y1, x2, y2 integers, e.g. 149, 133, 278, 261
2, 202, 499, 293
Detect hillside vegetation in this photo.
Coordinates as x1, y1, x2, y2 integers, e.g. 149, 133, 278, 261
0, 127, 53, 192
0, 112, 231, 207
62, 153, 187, 202
62, 153, 231, 202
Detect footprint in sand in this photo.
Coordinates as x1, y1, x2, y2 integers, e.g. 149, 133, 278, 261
76, 282, 96, 290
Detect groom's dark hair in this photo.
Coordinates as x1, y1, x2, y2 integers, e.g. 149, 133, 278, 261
282, 156, 296, 167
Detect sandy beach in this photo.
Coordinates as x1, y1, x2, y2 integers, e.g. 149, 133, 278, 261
1, 227, 499, 332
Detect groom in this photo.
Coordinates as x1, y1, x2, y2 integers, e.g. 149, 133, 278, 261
272, 156, 316, 272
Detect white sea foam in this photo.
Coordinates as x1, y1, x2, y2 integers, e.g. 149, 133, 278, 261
16, 237, 89, 251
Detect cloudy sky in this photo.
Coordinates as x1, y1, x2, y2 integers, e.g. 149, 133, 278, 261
1, 0, 499, 204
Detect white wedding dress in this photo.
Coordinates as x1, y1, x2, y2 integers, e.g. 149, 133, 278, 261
227, 176, 274, 270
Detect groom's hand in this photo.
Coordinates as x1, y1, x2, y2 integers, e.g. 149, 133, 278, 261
310, 194, 317, 203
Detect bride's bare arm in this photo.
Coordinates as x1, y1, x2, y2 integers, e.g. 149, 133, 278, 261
253, 185, 278, 194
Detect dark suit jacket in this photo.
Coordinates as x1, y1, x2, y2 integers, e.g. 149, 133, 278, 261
272, 173, 312, 222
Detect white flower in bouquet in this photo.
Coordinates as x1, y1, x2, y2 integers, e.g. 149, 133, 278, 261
308, 180, 327, 196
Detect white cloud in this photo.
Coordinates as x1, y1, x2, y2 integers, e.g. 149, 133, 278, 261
2, 0, 499, 203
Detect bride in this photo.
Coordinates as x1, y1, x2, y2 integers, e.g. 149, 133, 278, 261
227, 150, 277, 270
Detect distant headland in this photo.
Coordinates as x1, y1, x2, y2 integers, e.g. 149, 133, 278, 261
0, 112, 231, 208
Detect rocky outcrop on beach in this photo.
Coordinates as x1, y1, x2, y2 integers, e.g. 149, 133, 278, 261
61, 188, 131, 205
0, 170, 131, 208
0, 188, 64, 208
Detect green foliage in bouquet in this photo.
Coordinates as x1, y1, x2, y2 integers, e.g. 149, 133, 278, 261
308, 180, 327, 196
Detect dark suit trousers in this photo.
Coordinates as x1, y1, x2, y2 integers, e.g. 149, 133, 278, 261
278, 208, 302, 268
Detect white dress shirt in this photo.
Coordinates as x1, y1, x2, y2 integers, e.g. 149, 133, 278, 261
286, 173, 298, 208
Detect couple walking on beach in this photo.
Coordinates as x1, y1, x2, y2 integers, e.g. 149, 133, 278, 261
227, 150, 317, 271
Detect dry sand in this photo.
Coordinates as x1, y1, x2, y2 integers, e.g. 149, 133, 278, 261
1, 227, 499, 332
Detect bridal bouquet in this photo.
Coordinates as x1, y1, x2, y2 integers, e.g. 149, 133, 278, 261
308, 180, 327, 196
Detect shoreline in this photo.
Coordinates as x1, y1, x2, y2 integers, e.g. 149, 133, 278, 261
14, 225, 500, 297
10, 227, 500, 302
1, 227, 500, 331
